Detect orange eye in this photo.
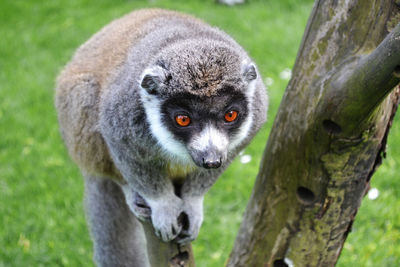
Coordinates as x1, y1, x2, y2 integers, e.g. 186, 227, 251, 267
225, 110, 238, 122
175, 115, 191, 127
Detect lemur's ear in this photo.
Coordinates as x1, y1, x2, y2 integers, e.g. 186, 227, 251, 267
241, 61, 257, 82
140, 65, 168, 95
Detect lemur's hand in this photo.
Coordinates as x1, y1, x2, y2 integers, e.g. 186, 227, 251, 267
147, 195, 184, 242
176, 196, 204, 244
122, 185, 184, 242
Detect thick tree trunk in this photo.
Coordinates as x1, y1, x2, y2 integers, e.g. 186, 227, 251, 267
227, 1, 400, 266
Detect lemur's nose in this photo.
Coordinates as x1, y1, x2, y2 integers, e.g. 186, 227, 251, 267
202, 158, 222, 169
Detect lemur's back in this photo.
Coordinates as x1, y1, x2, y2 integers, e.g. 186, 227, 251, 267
55, 9, 206, 178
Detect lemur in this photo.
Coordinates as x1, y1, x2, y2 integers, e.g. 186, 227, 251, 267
55, 8, 268, 267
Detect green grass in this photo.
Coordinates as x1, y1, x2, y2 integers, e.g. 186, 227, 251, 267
0, 0, 399, 266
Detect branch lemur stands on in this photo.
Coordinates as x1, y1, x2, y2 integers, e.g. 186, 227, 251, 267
55, 8, 268, 267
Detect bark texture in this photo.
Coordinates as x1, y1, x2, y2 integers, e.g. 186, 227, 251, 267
227, 0, 400, 266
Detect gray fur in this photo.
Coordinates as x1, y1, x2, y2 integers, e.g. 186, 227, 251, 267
55, 8, 268, 266
85, 176, 150, 267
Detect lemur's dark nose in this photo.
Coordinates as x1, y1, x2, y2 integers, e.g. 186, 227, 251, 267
202, 158, 222, 169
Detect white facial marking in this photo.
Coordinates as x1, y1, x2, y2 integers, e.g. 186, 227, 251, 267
191, 125, 228, 152
140, 90, 193, 165
229, 114, 253, 150
229, 78, 256, 150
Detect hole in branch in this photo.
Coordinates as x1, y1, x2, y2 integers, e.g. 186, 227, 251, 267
296, 186, 316, 205
322, 119, 342, 135
273, 259, 289, 267
394, 65, 400, 78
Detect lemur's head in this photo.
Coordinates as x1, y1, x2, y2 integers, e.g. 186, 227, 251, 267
140, 43, 258, 169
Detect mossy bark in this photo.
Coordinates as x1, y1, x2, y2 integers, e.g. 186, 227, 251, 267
227, 0, 400, 266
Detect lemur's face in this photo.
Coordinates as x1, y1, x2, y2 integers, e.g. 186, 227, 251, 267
139, 53, 257, 169
160, 88, 249, 168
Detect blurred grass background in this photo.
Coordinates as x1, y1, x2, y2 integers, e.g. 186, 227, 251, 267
0, 0, 399, 266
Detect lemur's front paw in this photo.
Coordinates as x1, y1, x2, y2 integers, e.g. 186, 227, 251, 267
176, 196, 204, 244
147, 196, 184, 242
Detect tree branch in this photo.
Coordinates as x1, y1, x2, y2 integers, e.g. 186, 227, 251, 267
319, 22, 400, 136
141, 221, 195, 267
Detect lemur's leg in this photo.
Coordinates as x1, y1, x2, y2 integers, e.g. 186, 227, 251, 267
84, 175, 150, 267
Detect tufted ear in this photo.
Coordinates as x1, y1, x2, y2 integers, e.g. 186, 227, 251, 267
241, 61, 257, 83
140, 66, 168, 95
